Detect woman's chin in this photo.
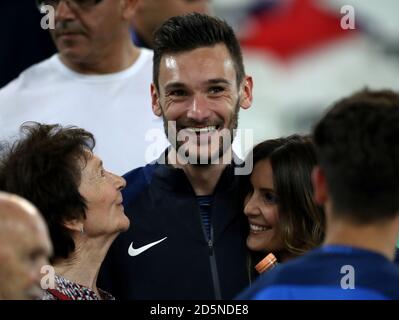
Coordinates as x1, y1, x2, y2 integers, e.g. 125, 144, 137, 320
118, 216, 131, 232
246, 238, 263, 252
107, 215, 130, 235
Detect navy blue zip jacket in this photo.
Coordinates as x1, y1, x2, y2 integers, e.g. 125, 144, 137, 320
98, 158, 250, 300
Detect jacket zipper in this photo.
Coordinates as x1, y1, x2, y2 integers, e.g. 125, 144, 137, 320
197, 197, 222, 299
208, 227, 222, 300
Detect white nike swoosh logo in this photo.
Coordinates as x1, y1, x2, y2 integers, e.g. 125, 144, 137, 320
128, 237, 167, 257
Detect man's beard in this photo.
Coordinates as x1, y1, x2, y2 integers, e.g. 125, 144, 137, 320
161, 100, 240, 166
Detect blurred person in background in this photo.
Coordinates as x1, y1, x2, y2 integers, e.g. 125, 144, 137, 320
0, 2, 56, 88
0, 123, 129, 300
241, 135, 324, 279
0, 0, 164, 175
131, 0, 211, 48
0, 192, 52, 300
212, 0, 399, 157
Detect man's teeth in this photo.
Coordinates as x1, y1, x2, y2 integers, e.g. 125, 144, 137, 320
185, 126, 217, 133
250, 224, 269, 232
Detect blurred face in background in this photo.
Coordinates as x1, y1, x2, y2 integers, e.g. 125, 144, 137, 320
47, 0, 136, 66
0, 196, 52, 300
132, 0, 211, 47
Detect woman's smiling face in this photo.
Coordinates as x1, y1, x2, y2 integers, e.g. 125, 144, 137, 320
244, 159, 284, 253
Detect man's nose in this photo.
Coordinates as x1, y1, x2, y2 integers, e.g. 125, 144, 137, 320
186, 94, 211, 122
55, 0, 76, 21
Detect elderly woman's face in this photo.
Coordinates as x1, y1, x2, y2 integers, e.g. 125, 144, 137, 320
78, 151, 129, 236
243, 159, 284, 253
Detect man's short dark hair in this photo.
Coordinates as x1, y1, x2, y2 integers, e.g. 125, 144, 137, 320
153, 13, 245, 90
313, 89, 399, 224
0, 122, 95, 261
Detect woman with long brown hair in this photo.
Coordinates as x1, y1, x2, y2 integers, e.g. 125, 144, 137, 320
242, 135, 325, 275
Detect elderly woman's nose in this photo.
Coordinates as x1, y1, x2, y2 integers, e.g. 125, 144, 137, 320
113, 173, 126, 190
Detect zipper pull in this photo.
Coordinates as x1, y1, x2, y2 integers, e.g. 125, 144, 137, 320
208, 239, 213, 256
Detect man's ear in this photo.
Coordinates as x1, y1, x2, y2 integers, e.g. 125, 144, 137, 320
121, 0, 138, 20
151, 83, 163, 117
312, 166, 328, 206
238, 76, 253, 110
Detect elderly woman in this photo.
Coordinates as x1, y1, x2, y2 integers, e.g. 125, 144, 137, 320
241, 135, 325, 276
0, 122, 129, 300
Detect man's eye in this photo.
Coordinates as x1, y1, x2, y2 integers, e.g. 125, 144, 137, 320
29, 253, 37, 262
28, 251, 42, 263
77, 0, 93, 4
100, 169, 106, 177
40, 0, 58, 7
209, 86, 224, 94
169, 90, 187, 97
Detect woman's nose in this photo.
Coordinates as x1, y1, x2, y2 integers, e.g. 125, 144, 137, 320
243, 193, 261, 217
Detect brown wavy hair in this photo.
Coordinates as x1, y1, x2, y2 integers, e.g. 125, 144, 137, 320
242, 135, 325, 257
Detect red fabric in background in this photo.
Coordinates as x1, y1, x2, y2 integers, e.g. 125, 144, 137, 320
241, 0, 358, 60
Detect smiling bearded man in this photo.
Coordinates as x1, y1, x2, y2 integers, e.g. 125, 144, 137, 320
98, 13, 254, 300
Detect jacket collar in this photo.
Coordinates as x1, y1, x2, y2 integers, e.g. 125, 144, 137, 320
151, 148, 243, 194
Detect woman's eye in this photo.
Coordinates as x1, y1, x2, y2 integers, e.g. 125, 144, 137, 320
263, 192, 278, 204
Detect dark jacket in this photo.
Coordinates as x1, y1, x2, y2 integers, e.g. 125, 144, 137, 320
99, 160, 250, 300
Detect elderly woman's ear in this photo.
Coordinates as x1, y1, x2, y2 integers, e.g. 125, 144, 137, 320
63, 219, 85, 234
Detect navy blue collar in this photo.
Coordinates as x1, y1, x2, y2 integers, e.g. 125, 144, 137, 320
150, 148, 244, 193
